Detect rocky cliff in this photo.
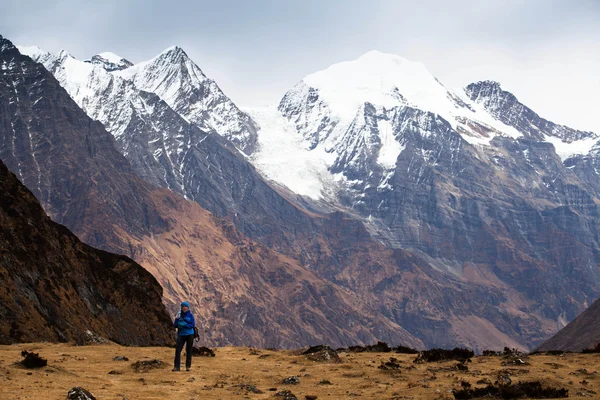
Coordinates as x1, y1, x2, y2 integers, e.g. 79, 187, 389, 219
0, 159, 173, 345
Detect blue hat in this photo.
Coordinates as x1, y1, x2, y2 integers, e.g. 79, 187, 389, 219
181, 301, 190, 308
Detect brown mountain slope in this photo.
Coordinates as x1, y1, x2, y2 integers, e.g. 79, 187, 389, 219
536, 297, 600, 352
126, 187, 423, 348
0, 159, 173, 345
0, 35, 422, 348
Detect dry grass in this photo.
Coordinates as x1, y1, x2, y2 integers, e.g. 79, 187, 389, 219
1, 343, 599, 399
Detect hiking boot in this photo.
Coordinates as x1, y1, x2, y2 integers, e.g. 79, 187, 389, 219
172, 368, 180, 372
186, 367, 191, 372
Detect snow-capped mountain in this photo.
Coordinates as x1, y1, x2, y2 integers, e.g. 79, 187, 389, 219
13, 38, 600, 350
18, 44, 330, 251
114, 46, 258, 154
248, 50, 600, 349
249, 51, 599, 202
465, 80, 598, 158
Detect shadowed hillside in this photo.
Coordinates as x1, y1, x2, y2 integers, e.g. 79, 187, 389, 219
0, 159, 173, 345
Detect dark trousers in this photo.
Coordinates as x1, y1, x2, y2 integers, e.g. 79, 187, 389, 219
174, 334, 194, 369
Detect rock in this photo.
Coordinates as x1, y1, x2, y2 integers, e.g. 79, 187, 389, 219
131, 359, 167, 373
20, 351, 48, 369
378, 357, 401, 371
108, 370, 121, 375
236, 384, 263, 394
113, 356, 129, 361
305, 396, 318, 400
75, 330, 109, 346
496, 373, 512, 385
66, 387, 96, 400
283, 376, 300, 384
191, 346, 215, 357
276, 390, 298, 399
304, 346, 341, 363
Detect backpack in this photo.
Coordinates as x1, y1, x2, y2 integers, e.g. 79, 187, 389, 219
193, 326, 199, 341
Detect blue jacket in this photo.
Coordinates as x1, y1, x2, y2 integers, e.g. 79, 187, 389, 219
174, 310, 195, 336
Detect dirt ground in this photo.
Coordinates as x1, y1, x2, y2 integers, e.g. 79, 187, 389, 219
0, 342, 599, 399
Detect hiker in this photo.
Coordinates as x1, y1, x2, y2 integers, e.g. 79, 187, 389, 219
173, 301, 195, 371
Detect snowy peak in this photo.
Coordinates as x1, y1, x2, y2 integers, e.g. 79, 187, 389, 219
0, 35, 14, 51
85, 52, 133, 71
156, 46, 188, 63
282, 51, 524, 147
465, 80, 597, 148
114, 45, 258, 154
302, 50, 440, 121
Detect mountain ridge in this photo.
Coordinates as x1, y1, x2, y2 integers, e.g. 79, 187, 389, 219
10, 35, 600, 351
1, 34, 424, 349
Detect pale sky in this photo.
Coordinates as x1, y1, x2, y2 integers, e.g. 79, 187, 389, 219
3, 0, 599, 132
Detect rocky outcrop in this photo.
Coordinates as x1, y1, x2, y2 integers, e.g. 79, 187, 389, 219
85, 52, 133, 72
465, 80, 596, 142
0, 159, 173, 345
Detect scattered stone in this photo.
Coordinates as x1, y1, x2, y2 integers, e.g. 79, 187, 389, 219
108, 370, 122, 375
318, 379, 332, 385
302, 345, 341, 363
378, 357, 401, 371
452, 381, 568, 399
258, 354, 271, 359
113, 356, 129, 361
276, 390, 298, 399
131, 359, 167, 373
305, 396, 318, 400
496, 373, 512, 385
476, 378, 492, 385
66, 387, 97, 400
414, 348, 474, 363
74, 330, 109, 346
283, 375, 300, 384
501, 358, 529, 366
543, 362, 563, 369
454, 362, 468, 371
571, 368, 598, 376
236, 384, 263, 394
20, 351, 48, 369
192, 346, 215, 357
